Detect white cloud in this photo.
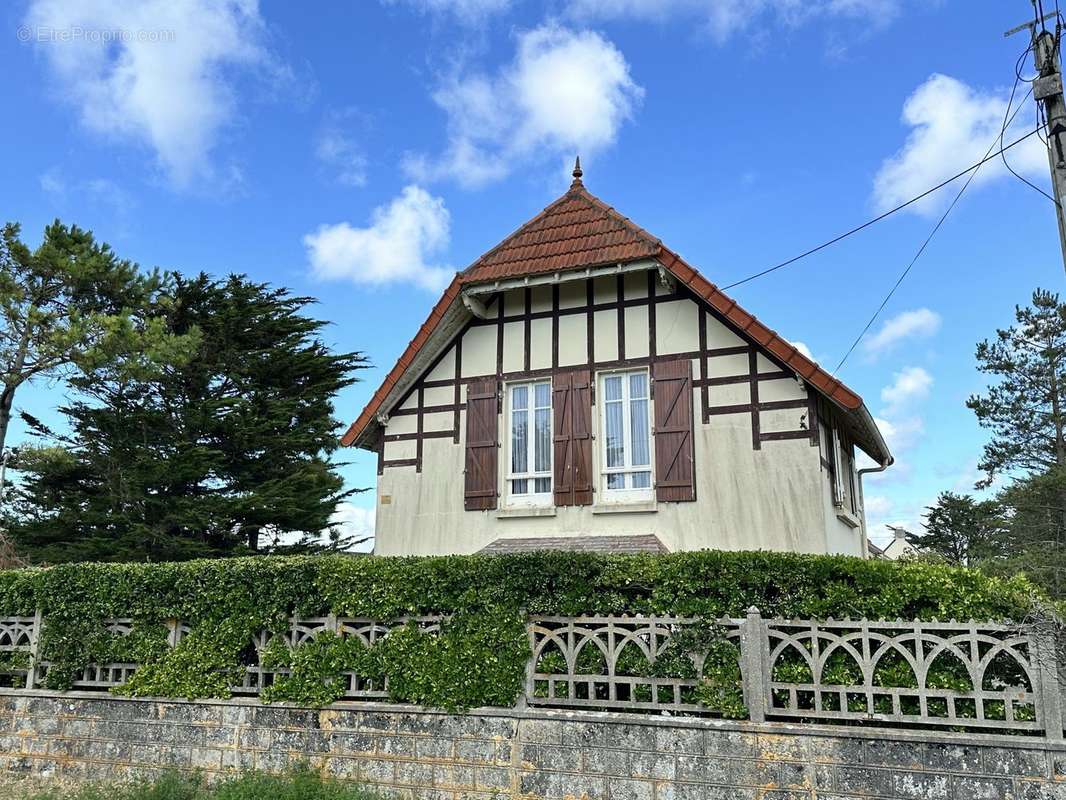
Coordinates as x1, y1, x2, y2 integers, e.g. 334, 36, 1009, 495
790, 340, 814, 360
863, 308, 941, 357
329, 502, 375, 552
864, 494, 892, 516
316, 110, 369, 188
874, 414, 924, 456
872, 366, 931, 473
303, 185, 453, 291
269, 502, 375, 552
880, 366, 932, 416
40, 168, 136, 228
873, 74, 1048, 215
39, 169, 65, 198
567, 0, 900, 42
384, 0, 511, 23
406, 23, 643, 188
25, 0, 284, 189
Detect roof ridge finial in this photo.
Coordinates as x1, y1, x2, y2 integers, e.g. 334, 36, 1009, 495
572, 155, 583, 184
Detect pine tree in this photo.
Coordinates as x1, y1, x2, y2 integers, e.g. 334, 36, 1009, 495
907, 492, 1005, 566
993, 469, 1066, 599
7, 274, 367, 563
967, 288, 1066, 483
0, 221, 194, 454
963, 289, 1066, 598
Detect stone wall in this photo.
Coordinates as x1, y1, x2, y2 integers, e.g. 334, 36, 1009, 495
1, 690, 1064, 799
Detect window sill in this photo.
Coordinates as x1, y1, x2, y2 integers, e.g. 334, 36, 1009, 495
497, 506, 557, 519
592, 501, 658, 515
835, 506, 861, 529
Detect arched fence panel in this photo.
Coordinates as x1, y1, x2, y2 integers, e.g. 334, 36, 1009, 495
761, 618, 1051, 733
1, 609, 1061, 739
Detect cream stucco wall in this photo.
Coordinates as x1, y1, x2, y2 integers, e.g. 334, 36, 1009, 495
373, 271, 867, 557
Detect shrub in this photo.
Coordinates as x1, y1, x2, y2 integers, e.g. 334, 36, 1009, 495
0, 551, 1041, 709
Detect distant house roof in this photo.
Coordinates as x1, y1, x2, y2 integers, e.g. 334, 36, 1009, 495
866, 539, 886, 559
341, 168, 891, 467
478, 534, 668, 555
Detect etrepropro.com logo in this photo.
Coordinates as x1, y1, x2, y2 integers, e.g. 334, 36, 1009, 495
17, 25, 175, 43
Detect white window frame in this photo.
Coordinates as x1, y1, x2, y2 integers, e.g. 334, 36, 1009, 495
598, 368, 654, 503
504, 379, 553, 507
830, 426, 846, 508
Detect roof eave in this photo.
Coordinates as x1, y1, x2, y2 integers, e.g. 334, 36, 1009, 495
852, 403, 894, 467
340, 275, 465, 450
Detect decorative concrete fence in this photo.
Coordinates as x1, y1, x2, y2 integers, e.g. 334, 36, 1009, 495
1, 609, 1063, 741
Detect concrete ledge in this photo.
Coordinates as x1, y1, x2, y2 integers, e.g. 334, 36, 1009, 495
1, 689, 1063, 799
1, 689, 1061, 750
496, 507, 556, 519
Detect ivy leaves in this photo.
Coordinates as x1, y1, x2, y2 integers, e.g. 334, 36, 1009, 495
0, 551, 1043, 709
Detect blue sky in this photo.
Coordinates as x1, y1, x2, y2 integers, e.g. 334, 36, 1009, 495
1, 0, 1062, 549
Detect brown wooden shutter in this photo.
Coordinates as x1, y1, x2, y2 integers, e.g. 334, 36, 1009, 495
653, 359, 696, 502
553, 369, 593, 507
464, 378, 498, 511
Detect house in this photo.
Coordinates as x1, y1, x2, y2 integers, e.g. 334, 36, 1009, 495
879, 526, 918, 560
342, 162, 892, 557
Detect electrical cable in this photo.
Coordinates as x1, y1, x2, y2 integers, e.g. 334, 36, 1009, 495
1000, 85, 1057, 205
720, 128, 1043, 292
832, 86, 1042, 373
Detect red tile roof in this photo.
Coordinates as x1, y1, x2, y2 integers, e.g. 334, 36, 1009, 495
461, 179, 661, 282
341, 176, 881, 460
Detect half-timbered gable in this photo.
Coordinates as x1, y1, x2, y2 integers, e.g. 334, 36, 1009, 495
344, 163, 892, 558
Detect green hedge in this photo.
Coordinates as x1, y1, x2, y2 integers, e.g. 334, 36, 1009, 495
0, 551, 1042, 710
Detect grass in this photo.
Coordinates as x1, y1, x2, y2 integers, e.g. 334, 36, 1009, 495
17, 769, 382, 800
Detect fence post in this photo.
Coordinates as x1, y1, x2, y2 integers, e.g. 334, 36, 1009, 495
1032, 626, 1064, 740
740, 606, 768, 723
515, 616, 533, 711
166, 619, 179, 648
25, 608, 43, 690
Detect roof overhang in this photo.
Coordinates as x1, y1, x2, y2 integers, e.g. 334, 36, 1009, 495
463, 258, 661, 297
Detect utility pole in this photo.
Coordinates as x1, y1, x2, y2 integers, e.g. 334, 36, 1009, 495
1008, 6, 1066, 275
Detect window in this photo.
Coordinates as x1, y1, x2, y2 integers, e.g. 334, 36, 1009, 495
840, 435, 858, 515
600, 370, 652, 498
819, 416, 838, 502
506, 381, 552, 504
822, 415, 859, 516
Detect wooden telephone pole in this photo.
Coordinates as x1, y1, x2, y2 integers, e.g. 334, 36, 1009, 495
1008, 5, 1066, 275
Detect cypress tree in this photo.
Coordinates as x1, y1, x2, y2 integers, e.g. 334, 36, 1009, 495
8, 273, 367, 562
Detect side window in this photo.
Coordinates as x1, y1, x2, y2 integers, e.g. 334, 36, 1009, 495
841, 436, 858, 515
819, 416, 837, 503
600, 370, 653, 498
506, 380, 552, 505
823, 416, 858, 515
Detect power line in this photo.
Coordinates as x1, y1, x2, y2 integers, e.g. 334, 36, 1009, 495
1001, 39, 1052, 199
1002, 52, 1057, 204
832, 87, 1041, 373
721, 128, 1043, 291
